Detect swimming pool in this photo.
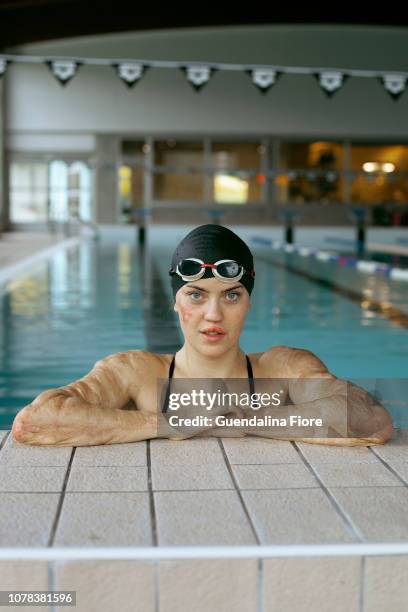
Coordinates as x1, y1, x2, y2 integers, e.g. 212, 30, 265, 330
0, 227, 407, 429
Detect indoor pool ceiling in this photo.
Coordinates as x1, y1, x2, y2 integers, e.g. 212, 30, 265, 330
0, 4, 407, 49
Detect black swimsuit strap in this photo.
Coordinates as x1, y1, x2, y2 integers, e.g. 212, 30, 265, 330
162, 353, 255, 413
245, 354, 255, 396
168, 354, 176, 378
161, 355, 175, 414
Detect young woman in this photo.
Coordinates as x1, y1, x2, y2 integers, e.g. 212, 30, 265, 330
12, 224, 393, 447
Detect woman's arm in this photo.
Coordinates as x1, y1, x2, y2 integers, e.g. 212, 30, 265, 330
287, 348, 393, 444
254, 346, 393, 446
12, 350, 157, 446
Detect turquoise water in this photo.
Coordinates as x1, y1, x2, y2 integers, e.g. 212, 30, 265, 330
1, 232, 407, 429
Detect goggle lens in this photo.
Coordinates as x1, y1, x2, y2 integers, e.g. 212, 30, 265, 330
216, 261, 240, 278
178, 260, 202, 276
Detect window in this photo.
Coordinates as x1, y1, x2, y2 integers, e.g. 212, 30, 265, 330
69, 161, 92, 222
153, 140, 204, 201
118, 165, 132, 218
119, 141, 146, 221
211, 142, 265, 204
49, 161, 68, 221
277, 141, 344, 204
350, 144, 408, 204
10, 159, 93, 224
49, 161, 92, 222
10, 163, 48, 222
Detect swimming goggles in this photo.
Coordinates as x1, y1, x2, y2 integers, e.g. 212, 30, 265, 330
169, 258, 255, 283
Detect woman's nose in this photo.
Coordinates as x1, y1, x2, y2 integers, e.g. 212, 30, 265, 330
204, 299, 223, 321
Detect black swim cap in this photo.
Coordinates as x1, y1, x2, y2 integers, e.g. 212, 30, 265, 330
169, 224, 255, 298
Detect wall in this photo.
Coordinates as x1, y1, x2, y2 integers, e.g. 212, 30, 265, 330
5, 24, 408, 145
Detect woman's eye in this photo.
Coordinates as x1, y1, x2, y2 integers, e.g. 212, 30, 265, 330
226, 292, 240, 301
188, 292, 202, 301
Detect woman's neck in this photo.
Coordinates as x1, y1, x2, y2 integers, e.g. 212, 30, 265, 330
175, 344, 247, 378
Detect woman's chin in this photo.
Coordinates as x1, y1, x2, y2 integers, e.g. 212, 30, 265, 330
194, 339, 232, 355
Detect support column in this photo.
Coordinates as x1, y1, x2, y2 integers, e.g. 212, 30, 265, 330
343, 139, 351, 207
94, 135, 120, 224
0, 78, 5, 235
270, 137, 280, 208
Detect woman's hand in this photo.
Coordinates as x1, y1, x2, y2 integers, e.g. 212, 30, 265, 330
12, 397, 158, 446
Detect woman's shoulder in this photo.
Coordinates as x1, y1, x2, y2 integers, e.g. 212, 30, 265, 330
122, 349, 172, 376
96, 349, 169, 376
249, 345, 302, 377
252, 345, 330, 378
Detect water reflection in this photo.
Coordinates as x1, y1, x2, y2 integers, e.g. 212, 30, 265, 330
0, 239, 147, 428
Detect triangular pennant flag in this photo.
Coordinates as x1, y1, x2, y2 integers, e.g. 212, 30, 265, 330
0, 58, 9, 79
246, 69, 281, 94
47, 60, 81, 85
380, 73, 407, 100
114, 62, 148, 88
314, 71, 347, 97
180, 65, 215, 92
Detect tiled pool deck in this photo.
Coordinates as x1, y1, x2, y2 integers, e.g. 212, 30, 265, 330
0, 429, 407, 611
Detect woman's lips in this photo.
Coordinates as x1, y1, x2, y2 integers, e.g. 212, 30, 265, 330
200, 329, 227, 342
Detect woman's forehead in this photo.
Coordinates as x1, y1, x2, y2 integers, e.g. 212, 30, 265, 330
184, 278, 244, 292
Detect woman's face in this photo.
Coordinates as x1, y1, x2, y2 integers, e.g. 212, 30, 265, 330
174, 277, 251, 355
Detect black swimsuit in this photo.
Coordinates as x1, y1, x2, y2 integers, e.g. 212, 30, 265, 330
161, 354, 255, 413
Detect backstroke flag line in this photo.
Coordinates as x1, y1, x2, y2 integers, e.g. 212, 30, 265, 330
0, 53, 406, 100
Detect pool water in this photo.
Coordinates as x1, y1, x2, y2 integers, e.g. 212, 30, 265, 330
0, 230, 407, 429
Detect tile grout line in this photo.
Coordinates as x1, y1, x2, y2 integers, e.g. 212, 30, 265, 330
147, 440, 158, 547
219, 439, 265, 610
148, 441, 160, 612
47, 464, 147, 468
217, 438, 261, 545
224, 461, 302, 466
291, 442, 365, 542
4, 484, 406, 493
47, 448, 76, 547
48, 485, 313, 492
369, 446, 408, 487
